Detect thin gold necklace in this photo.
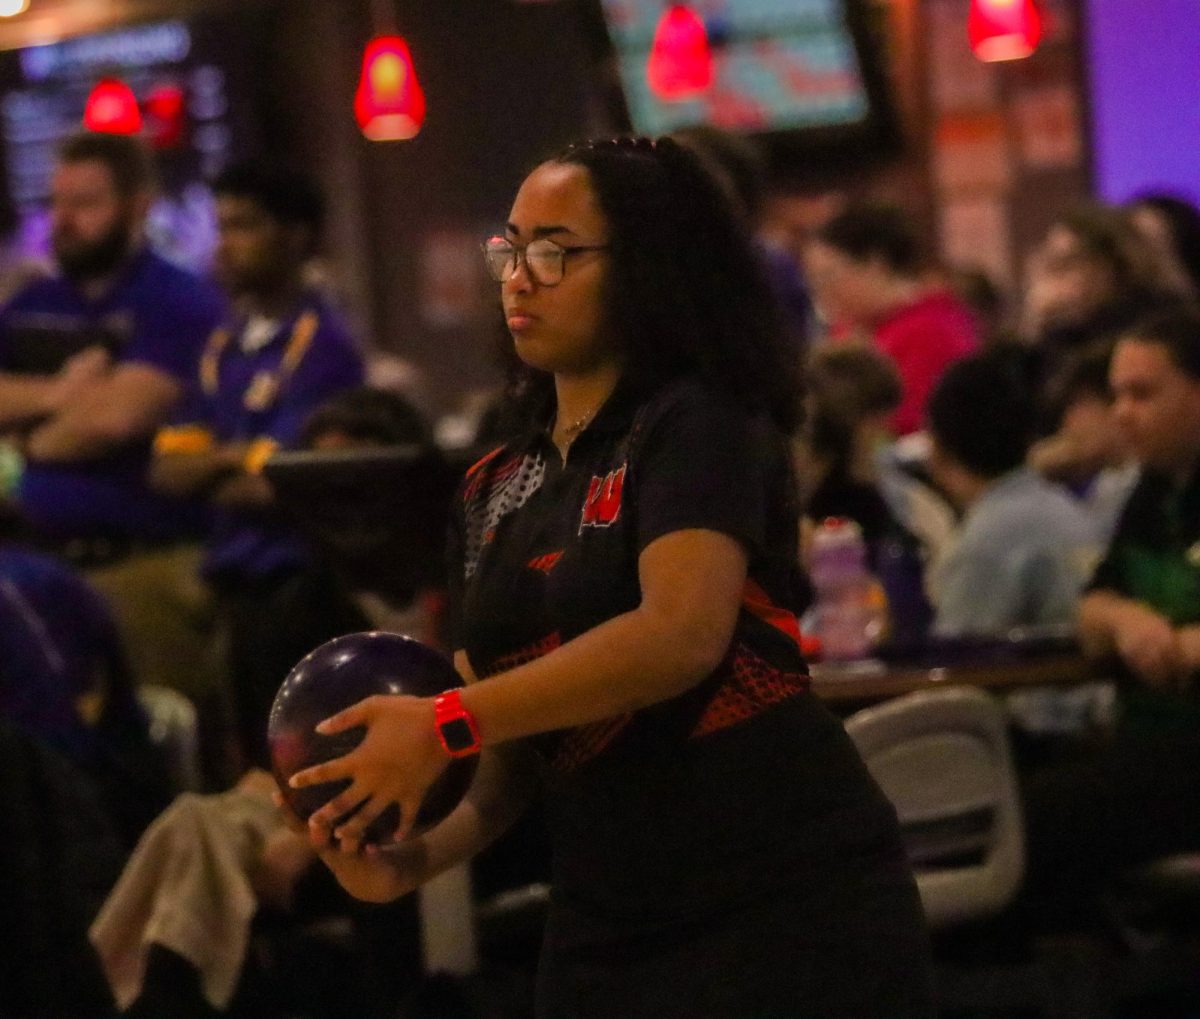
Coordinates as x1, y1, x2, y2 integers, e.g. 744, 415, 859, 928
555, 405, 599, 444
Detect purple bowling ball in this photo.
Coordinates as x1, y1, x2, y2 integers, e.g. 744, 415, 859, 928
268, 631, 477, 845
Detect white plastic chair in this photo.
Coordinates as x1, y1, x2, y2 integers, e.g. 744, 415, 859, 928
845, 686, 1024, 929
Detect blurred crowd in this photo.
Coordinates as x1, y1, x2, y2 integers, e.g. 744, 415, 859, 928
4, 125, 1200, 1017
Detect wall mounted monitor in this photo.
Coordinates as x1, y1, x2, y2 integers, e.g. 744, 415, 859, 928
591, 0, 900, 183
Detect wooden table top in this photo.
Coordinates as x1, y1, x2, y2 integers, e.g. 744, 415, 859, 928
811, 652, 1097, 704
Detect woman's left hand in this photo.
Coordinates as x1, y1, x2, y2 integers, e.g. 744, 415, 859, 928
289, 694, 448, 852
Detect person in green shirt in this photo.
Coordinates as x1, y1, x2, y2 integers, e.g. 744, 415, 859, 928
1079, 308, 1200, 722
1022, 306, 1200, 929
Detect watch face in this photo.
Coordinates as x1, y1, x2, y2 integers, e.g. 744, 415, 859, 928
440, 716, 476, 752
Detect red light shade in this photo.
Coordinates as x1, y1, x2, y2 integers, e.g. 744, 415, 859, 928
647, 5, 713, 101
144, 84, 186, 149
968, 0, 1042, 62
355, 35, 426, 141
83, 78, 143, 135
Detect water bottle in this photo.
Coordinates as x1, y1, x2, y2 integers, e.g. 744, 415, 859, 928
875, 532, 932, 652
808, 517, 886, 662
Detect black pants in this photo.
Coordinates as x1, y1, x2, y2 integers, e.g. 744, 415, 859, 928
214, 566, 369, 772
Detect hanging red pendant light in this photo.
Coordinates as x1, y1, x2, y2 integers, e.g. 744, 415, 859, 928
647, 4, 713, 101
968, 0, 1042, 62
355, 34, 426, 141
83, 77, 143, 135
144, 83, 186, 149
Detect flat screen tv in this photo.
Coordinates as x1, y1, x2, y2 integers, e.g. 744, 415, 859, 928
589, 0, 900, 183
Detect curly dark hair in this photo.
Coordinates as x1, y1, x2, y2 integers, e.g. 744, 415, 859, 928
500, 136, 803, 437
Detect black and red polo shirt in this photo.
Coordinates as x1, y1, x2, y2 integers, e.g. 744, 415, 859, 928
447, 375, 905, 927
449, 374, 811, 766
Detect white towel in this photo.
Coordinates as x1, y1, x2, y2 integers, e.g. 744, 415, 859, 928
89, 786, 282, 1010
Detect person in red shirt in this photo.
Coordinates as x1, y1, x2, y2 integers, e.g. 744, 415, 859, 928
806, 202, 979, 435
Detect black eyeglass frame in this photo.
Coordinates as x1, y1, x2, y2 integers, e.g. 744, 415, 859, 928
481, 237, 610, 287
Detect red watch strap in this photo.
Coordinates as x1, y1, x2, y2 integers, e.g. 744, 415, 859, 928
434, 689, 482, 757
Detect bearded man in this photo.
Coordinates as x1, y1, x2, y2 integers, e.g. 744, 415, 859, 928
0, 133, 226, 717
0, 131, 223, 548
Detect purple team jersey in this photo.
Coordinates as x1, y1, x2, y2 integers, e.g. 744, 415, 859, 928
0, 249, 225, 542
173, 292, 364, 582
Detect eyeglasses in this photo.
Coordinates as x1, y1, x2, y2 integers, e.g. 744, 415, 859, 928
482, 236, 609, 287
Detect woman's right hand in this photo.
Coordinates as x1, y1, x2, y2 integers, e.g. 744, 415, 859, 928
273, 791, 427, 903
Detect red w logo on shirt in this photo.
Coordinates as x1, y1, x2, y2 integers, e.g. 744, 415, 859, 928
580, 464, 626, 531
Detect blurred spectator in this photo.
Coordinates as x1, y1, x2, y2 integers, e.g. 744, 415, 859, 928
0, 133, 224, 725
925, 351, 1097, 636
1127, 191, 1200, 298
297, 384, 458, 631
1027, 341, 1139, 542
93, 386, 446, 1019
0, 537, 170, 847
1022, 307, 1200, 923
0, 131, 223, 545
151, 160, 364, 772
807, 202, 979, 434
1078, 307, 1200, 708
672, 126, 811, 354
1020, 202, 1181, 399
0, 518, 166, 1011
801, 343, 904, 546
800, 343, 933, 645
301, 383, 432, 451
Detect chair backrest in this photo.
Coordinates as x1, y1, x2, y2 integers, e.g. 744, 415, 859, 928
136, 684, 203, 793
844, 686, 1024, 929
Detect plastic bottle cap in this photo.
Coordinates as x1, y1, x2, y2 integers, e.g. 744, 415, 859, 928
811, 516, 865, 550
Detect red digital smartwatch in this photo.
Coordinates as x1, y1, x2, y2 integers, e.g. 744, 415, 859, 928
434, 690, 482, 758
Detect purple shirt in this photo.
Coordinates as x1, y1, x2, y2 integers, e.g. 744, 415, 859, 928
174, 292, 364, 582
0, 249, 224, 541
0, 546, 137, 759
